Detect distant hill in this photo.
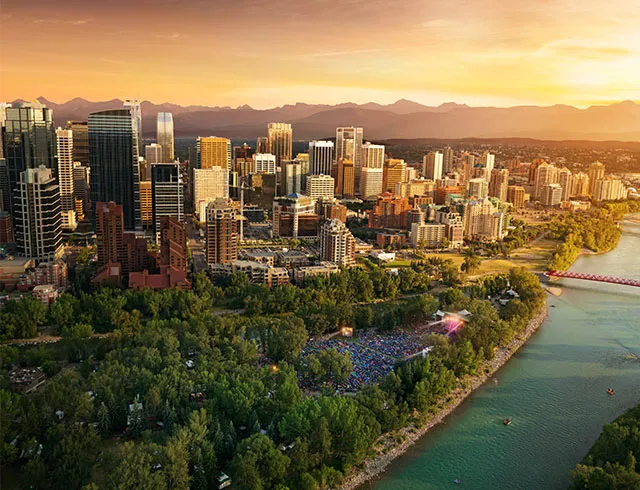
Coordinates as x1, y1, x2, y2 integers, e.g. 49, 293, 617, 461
18, 97, 640, 142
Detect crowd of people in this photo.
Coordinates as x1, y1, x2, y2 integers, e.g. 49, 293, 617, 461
355, 329, 426, 360
298, 329, 427, 393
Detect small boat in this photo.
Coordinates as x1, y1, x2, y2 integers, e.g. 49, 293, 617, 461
453, 479, 461, 484
504, 418, 512, 426
551, 304, 556, 308
607, 388, 615, 395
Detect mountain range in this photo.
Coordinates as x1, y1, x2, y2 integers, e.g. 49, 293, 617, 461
19, 97, 640, 142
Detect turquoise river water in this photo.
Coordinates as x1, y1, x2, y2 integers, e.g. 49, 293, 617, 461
366, 220, 640, 490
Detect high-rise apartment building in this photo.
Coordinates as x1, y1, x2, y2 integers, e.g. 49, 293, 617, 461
306, 174, 335, 200
156, 112, 174, 163
507, 185, 526, 209
467, 178, 489, 199
383, 159, 407, 193
193, 167, 229, 219
368, 193, 411, 229
462, 153, 476, 184
123, 99, 142, 154
360, 167, 384, 200
206, 198, 239, 265
411, 222, 447, 249
395, 179, 436, 199
557, 168, 573, 201
14, 167, 63, 261
463, 199, 504, 240
336, 127, 363, 173
95, 201, 124, 268
588, 161, 606, 195
2, 102, 57, 214
488, 168, 509, 202
480, 151, 495, 178
593, 177, 626, 201
534, 163, 558, 200
267, 122, 292, 164
319, 219, 356, 267
443, 147, 454, 174
423, 152, 443, 181
151, 162, 184, 240
55, 128, 77, 230
253, 153, 277, 174
89, 109, 141, 231
158, 216, 187, 272
529, 158, 546, 184
572, 172, 590, 197
308, 140, 334, 175
361, 143, 385, 169
65, 121, 89, 166
196, 137, 232, 169
541, 183, 563, 207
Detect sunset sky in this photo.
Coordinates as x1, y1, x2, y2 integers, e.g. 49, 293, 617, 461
1, 0, 639, 108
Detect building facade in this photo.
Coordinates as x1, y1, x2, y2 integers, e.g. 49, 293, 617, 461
196, 137, 232, 169
156, 112, 174, 163
205, 198, 239, 265
14, 167, 63, 261
319, 219, 356, 267
89, 109, 141, 231
56, 128, 77, 230
193, 167, 229, 219
267, 122, 292, 164
151, 162, 184, 240
309, 140, 334, 175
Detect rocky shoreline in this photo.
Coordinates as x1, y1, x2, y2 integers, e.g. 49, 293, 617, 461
338, 299, 549, 490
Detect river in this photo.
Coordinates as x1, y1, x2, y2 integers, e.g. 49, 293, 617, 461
366, 220, 640, 490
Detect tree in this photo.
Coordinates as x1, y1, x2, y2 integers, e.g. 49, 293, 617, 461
108, 442, 168, 490
461, 253, 482, 274
49, 293, 80, 328
230, 434, 290, 490
61, 323, 94, 362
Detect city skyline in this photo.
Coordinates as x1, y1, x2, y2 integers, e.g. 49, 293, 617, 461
2, 0, 639, 108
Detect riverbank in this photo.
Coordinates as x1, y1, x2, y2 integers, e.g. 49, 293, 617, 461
338, 299, 549, 490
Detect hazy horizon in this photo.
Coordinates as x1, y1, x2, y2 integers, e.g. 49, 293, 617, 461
2, 0, 639, 108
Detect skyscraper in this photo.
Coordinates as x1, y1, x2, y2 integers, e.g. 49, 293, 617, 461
557, 168, 573, 201
480, 151, 495, 178
588, 161, 606, 195
336, 127, 363, 184
89, 109, 141, 231
534, 163, 558, 200
73, 162, 91, 218
309, 140, 334, 175
507, 185, 526, 209
14, 167, 63, 261
144, 143, 163, 181
123, 99, 142, 154
540, 183, 563, 207
593, 177, 626, 201
467, 178, 489, 199
95, 201, 124, 268
2, 102, 57, 214
360, 167, 384, 199
156, 112, 174, 163
193, 167, 229, 219
256, 137, 269, 154
206, 198, 239, 265
382, 159, 407, 193
267, 122, 292, 164
334, 158, 355, 198
253, 153, 277, 174
572, 172, 590, 197
319, 219, 356, 267
443, 147, 454, 174
282, 160, 304, 195
196, 137, 232, 169
56, 128, 77, 230
65, 121, 89, 166
423, 152, 443, 181
488, 168, 509, 202
151, 162, 184, 241
362, 143, 385, 169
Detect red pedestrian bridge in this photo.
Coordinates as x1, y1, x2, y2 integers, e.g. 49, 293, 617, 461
545, 270, 640, 288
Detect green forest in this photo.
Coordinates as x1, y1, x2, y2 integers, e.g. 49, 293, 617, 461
0, 266, 545, 490
569, 404, 640, 489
